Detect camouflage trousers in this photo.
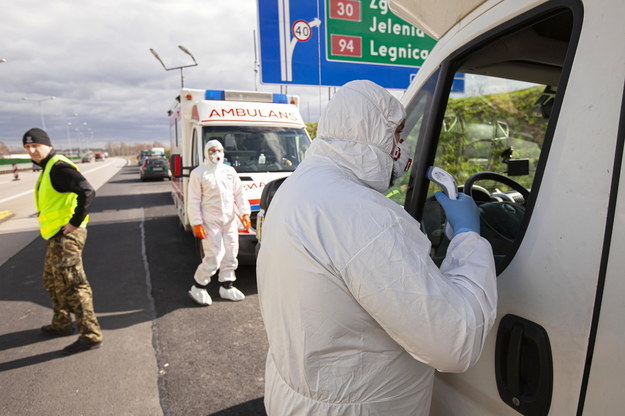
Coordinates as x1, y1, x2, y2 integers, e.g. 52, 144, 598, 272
43, 227, 103, 343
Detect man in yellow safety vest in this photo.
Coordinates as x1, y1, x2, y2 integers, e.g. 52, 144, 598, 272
23, 128, 103, 355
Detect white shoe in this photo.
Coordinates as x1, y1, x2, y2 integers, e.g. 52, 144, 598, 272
189, 285, 212, 306
219, 286, 245, 301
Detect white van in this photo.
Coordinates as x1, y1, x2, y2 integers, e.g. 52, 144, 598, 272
169, 88, 311, 263
386, 0, 625, 414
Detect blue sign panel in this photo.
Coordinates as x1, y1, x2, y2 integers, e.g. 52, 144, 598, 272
257, 0, 465, 91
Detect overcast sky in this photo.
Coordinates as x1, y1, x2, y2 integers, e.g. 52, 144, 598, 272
0, 0, 345, 151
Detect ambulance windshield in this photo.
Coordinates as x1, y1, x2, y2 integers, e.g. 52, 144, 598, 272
202, 126, 310, 173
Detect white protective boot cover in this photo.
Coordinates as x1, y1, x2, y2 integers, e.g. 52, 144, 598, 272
219, 286, 245, 301
189, 285, 212, 306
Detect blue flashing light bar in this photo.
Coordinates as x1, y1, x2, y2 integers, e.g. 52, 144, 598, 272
204, 90, 225, 100
272, 93, 288, 104
203, 89, 292, 104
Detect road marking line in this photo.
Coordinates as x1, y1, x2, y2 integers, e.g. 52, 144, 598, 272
0, 160, 121, 204
0, 210, 14, 222
81, 161, 116, 174
0, 189, 33, 204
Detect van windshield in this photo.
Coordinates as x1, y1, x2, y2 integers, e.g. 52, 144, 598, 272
404, 8, 576, 273
202, 126, 310, 173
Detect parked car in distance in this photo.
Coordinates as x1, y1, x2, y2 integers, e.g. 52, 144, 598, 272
82, 154, 94, 163
140, 157, 171, 181
94, 153, 105, 161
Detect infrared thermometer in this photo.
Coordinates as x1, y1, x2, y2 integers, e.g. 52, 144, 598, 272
426, 166, 458, 200
426, 166, 457, 239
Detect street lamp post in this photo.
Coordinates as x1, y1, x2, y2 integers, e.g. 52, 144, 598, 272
65, 113, 79, 156
79, 122, 88, 155
150, 45, 198, 88
66, 122, 73, 155
23, 96, 56, 130
86, 128, 94, 153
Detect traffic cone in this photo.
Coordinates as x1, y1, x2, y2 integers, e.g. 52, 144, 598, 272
12, 163, 19, 181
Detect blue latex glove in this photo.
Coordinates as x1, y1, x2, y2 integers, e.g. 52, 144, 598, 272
434, 191, 480, 235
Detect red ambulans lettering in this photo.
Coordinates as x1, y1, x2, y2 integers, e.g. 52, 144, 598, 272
244, 182, 266, 191
207, 108, 299, 121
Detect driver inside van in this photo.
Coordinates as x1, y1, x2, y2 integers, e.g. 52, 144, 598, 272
257, 80, 498, 414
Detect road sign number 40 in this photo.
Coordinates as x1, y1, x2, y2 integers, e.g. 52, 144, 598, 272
292, 20, 312, 42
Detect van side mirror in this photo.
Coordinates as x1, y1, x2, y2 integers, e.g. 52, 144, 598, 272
171, 154, 183, 177
506, 159, 530, 176
535, 85, 556, 119
260, 177, 288, 211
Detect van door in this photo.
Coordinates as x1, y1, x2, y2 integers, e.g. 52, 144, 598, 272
580, 85, 625, 414
398, 1, 625, 414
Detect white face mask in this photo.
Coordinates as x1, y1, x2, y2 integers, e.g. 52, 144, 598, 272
391, 138, 412, 181
208, 150, 224, 165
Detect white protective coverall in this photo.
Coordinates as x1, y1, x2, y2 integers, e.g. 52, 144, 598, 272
257, 80, 497, 415
188, 144, 251, 284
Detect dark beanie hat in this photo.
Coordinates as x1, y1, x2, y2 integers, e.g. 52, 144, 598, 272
23, 128, 52, 147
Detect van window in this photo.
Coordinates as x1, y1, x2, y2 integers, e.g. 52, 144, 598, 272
386, 70, 439, 205
191, 128, 199, 167
405, 7, 579, 272
202, 126, 311, 173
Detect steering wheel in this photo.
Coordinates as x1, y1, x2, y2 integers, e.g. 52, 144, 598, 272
462, 172, 530, 268
463, 172, 529, 201
422, 171, 530, 270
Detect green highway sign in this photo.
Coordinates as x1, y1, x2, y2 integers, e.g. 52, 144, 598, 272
258, 0, 465, 90
325, 0, 437, 67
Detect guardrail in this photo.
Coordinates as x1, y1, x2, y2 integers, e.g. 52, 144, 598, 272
0, 162, 36, 174
0, 158, 86, 174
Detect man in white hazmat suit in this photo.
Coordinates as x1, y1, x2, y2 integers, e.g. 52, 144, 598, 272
188, 139, 251, 305
257, 80, 497, 414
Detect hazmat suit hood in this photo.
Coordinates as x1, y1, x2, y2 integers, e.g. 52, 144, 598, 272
309, 80, 406, 193
204, 139, 224, 167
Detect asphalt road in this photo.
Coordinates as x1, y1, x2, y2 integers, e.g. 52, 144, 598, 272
0, 162, 268, 415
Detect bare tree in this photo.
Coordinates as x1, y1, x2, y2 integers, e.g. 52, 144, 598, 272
0, 141, 10, 156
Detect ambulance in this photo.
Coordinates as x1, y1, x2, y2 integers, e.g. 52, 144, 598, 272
257, 0, 625, 413
169, 88, 311, 263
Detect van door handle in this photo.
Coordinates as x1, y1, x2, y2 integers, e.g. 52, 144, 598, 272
495, 314, 553, 415
505, 324, 523, 398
